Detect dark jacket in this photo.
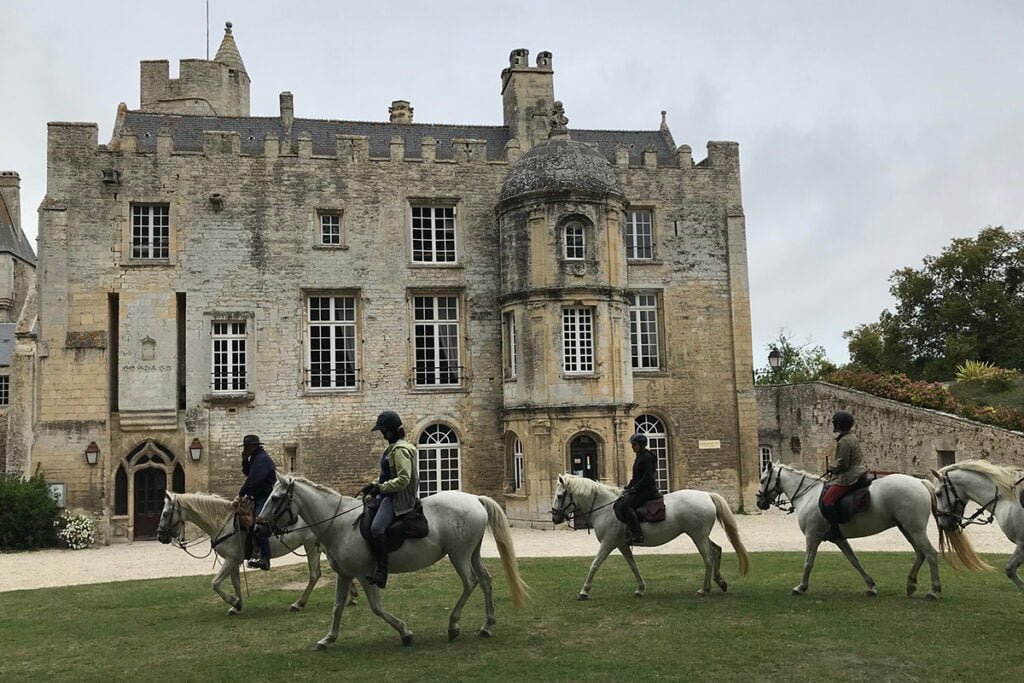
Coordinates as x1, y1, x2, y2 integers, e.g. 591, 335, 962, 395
239, 447, 277, 503
625, 448, 659, 499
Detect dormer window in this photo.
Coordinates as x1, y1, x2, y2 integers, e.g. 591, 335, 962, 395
564, 221, 585, 260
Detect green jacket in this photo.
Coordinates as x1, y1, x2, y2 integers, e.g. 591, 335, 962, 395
379, 439, 419, 515
830, 431, 867, 486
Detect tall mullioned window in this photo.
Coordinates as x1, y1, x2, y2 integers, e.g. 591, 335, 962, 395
131, 204, 170, 260
502, 311, 517, 379
0, 375, 8, 406
562, 307, 594, 374
418, 424, 461, 496
411, 205, 456, 263
511, 437, 525, 492
212, 322, 247, 393
625, 210, 654, 260
629, 293, 661, 370
635, 415, 670, 493
759, 446, 773, 473
307, 295, 358, 390
564, 221, 585, 260
414, 295, 461, 386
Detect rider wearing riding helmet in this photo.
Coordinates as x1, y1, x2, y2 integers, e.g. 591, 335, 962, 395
614, 432, 660, 544
360, 410, 419, 589
822, 410, 868, 542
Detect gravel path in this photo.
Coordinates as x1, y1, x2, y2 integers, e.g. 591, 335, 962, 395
0, 507, 1012, 593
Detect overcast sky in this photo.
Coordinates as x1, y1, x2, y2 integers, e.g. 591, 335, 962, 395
3, 1, 1022, 366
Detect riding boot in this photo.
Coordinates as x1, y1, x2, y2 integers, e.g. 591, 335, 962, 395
623, 508, 644, 544
367, 535, 389, 589
824, 524, 844, 543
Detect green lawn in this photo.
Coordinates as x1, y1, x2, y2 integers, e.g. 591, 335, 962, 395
949, 376, 1024, 412
1, 553, 1020, 682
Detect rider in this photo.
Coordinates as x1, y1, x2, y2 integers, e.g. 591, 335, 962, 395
360, 410, 419, 589
239, 434, 277, 570
613, 433, 659, 544
822, 410, 868, 542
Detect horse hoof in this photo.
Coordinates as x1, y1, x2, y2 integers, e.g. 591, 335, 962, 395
402, 634, 414, 647
791, 587, 805, 596
906, 585, 917, 597
227, 608, 240, 616
289, 605, 301, 613
634, 591, 644, 598
448, 629, 461, 642
718, 581, 729, 593
478, 629, 492, 638
695, 590, 707, 598
926, 592, 940, 600
865, 589, 878, 597
577, 593, 589, 601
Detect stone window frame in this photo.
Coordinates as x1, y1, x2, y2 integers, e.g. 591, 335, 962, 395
502, 309, 517, 380
625, 206, 657, 261
0, 373, 8, 406
201, 311, 255, 404
628, 290, 664, 372
121, 200, 177, 267
408, 289, 466, 391
563, 220, 586, 260
561, 305, 596, 376
211, 320, 248, 394
510, 434, 526, 493
417, 422, 462, 496
759, 445, 773, 473
314, 208, 348, 250
303, 290, 362, 394
408, 199, 461, 267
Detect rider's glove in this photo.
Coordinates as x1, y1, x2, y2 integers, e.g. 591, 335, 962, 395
360, 483, 381, 497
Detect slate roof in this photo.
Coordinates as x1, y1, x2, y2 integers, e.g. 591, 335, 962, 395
120, 111, 676, 166
0, 323, 15, 366
0, 188, 36, 264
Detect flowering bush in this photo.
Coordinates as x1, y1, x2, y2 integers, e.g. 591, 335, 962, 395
55, 513, 96, 550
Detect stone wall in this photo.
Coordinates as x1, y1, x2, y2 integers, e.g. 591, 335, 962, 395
756, 382, 1024, 475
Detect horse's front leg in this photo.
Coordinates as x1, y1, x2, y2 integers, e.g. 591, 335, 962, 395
314, 575, 353, 651
833, 538, 878, 597
211, 560, 242, 615
359, 577, 414, 647
618, 544, 646, 597
578, 539, 618, 600
291, 546, 322, 612
1006, 544, 1024, 591
793, 536, 822, 595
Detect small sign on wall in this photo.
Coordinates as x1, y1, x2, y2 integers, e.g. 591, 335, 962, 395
47, 482, 66, 508
698, 440, 721, 450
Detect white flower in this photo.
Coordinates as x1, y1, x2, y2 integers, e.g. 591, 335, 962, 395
57, 513, 96, 550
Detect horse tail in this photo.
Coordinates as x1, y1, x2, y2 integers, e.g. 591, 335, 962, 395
478, 496, 530, 607
923, 479, 993, 573
710, 492, 750, 576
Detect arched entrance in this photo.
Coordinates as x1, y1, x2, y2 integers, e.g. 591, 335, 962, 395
133, 468, 166, 539
114, 440, 185, 541
569, 434, 599, 480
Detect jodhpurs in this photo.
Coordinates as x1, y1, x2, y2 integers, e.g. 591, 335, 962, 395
370, 496, 396, 539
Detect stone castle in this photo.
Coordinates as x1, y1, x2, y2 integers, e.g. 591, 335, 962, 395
10, 24, 758, 541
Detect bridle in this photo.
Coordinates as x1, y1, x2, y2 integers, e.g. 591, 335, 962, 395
160, 498, 219, 559
550, 483, 617, 532
263, 479, 300, 535
758, 463, 820, 514
936, 471, 997, 528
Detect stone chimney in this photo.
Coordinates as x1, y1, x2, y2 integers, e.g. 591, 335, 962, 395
280, 91, 294, 143
0, 172, 19, 231
389, 100, 413, 124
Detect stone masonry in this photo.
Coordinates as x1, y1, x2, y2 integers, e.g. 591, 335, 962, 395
28, 25, 758, 541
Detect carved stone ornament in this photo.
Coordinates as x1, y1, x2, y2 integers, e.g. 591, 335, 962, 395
141, 336, 156, 361
549, 101, 569, 137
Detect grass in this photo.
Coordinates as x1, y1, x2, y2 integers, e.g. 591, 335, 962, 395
950, 375, 1024, 412
1, 552, 1021, 682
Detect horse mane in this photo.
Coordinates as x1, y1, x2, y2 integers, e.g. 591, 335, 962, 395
173, 492, 235, 524
940, 459, 1024, 498
775, 463, 827, 481
291, 475, 343, 497
562, 474, 622, 498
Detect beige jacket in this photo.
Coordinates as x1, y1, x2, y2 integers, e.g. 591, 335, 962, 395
830, 431, 868, 486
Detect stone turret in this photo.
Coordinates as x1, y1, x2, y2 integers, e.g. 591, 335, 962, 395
140, 22, 250, 116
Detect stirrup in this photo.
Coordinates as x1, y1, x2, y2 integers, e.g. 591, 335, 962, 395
367, 570, 388, 589
248, 558, 271, 571
626, 530, 644, 545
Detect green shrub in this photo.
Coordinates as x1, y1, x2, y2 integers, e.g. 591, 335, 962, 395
955, 360, 1000, 382
0, 475, 60, 550
54, 513, 97, 550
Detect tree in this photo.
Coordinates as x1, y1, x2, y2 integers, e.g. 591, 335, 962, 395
845, 227, 1024, 380
755, 331, 836, 385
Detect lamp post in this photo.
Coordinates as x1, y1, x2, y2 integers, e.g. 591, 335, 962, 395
767, 347, 783, 383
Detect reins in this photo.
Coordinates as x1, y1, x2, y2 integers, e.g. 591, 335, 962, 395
765, 467, 822, 514
939, 472, 998, 528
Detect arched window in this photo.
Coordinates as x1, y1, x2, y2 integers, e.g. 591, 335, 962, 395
114, 465, 128, 515
508, 436, 525, 492
172, 463, 186, 493
759, 446, 773, 473
635, 414, 670, 493
563, 221, 585, 260
418, 424, 461, 497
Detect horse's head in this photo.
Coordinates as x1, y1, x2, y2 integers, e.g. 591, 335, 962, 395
156, 493, 184, 544
755, 461, 782, 510
931, 468, 965, 532
550, 474, 574, 525
257, 473, 298, 539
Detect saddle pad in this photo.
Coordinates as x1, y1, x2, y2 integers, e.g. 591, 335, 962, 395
359, 500, 430, 553
640, 498, 666, 523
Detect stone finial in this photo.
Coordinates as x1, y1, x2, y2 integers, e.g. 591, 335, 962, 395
225, 21, 233, 33
549, 101, 569, 138
661, 110, 668, 129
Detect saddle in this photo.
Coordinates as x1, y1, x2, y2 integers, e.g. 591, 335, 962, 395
636, 497, 667, 523
819, 473, 873, 525
359, 498, 429, 553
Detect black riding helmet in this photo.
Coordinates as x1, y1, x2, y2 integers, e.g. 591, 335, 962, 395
831, 410, 854, 432
371, 410, 403, 433
629, 433, 648, 446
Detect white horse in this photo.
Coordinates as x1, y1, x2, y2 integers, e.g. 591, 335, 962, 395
549, 474, 749, 599
258, 474, 529, 650
157, 491, 326, 615
933, 460, 1021, 586
755, 461, 987, 598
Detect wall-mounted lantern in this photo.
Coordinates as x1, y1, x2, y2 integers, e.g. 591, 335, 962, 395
85, 441, 100, 466
189, 438, 203, 462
